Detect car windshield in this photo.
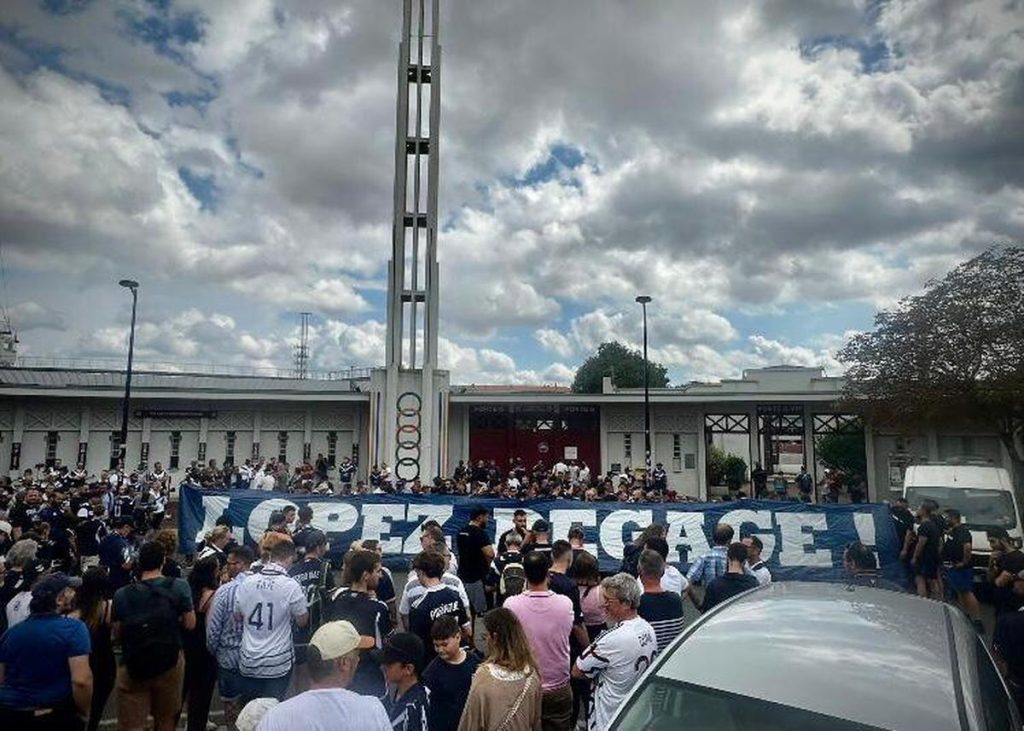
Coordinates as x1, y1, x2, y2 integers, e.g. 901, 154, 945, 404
612, 676, 886, 731
905, 486, 1017, 530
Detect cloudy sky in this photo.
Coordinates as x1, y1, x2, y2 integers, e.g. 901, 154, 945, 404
0, 0, 1021, 385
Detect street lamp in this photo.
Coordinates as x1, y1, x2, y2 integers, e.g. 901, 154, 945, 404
118, 279, 139, 470
635, 295, 652, 480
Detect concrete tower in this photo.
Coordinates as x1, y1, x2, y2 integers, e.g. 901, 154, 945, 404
370, 0, 449, 482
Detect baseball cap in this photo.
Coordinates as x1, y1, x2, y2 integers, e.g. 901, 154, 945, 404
31, 573, 82, 601
0, 520, 11, 536
236, 698, 279, 731
532, 518, 550, 533
372, 632, 424, 671
309, 620, 375, 661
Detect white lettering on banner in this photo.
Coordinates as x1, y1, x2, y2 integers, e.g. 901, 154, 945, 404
493, 507, 543, 550
195, 495, 231, 546
776, 513, 832, 566
361, 504, 408, 554
403, 505, 456, 554
549, 509, 599, 556
247, 498, 298, 543
308, 502, 359, 538
853, 512, 878, 558
600, 510, 653, 560
719, 509, 777, 560
664, 512, 709, 564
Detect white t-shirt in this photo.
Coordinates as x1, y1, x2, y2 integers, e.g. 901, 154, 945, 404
635, 565, 689, 595
400, 572, 470, 617
576, 616, 657, 731
749, 561, 772, 586
256, 687, 392, 731
235, 562, 308, 678
5, 591, 31, 628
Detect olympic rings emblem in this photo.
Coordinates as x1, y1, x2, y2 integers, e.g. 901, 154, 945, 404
395, 391, 422, 481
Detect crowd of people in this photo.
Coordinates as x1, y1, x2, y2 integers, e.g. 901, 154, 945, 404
1, 459, 1023, 729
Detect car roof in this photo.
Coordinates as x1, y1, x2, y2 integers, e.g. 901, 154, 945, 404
904, 464, 1012, 491
655, 582, 968, 731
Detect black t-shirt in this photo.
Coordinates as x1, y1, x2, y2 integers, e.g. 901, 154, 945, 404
422, 652, 481, 731
942, 525, 973, 565
549, 571, 584, 625
377, 568, 396, 605
8, 502, 40, 533
409, 585, 469, 663
521, 541, 552, 561
890, 507, 915, 548
325, 588, 393, 696
917, 519, 943, 564
456, 523, 492, 583
74, 517, 107, 556
289, 557, 335, 647
701, 572, 759, 613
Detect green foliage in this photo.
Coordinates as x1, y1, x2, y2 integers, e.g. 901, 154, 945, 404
571, 341, 670, 394
816, 432, 867, 486
840, 246, 1024, 465
707, 444, 747, 489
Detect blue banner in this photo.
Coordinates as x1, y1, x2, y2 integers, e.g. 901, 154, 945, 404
178, 487, 903, 582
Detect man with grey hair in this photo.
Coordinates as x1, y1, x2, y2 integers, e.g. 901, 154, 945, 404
572, 573, 656, 731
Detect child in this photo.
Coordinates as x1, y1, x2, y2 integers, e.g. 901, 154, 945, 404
422, 616, 481, 731
377, 632, 430, 731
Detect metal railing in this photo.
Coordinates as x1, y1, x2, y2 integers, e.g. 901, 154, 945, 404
3, 355, 373, 381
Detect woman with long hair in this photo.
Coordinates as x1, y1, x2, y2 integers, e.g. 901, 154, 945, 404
571, 551, 605, 729
76, 567, 116, 731
458, 607, 541, 731
182, 556, 220, 731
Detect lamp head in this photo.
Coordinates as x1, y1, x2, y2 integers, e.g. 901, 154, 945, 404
118, 279, 139, 290
635, 295, 652, 304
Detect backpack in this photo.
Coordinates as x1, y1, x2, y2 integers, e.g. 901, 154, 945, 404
121, 580, 182, 680
499, 559, 526, 600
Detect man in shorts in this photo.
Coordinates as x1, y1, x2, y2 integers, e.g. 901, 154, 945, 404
455, 506, 494, 624
943, 508, 982, 628
911, 499, 943, 600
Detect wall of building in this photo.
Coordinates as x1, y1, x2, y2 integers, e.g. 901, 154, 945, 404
0, 396, 366, 480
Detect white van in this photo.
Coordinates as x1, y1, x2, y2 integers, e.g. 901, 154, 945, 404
902, 462, 1023, 571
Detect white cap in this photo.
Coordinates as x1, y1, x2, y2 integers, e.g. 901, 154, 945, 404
0, 520, 11, 536
236, 697, 278, 731
310, 620, 374, 661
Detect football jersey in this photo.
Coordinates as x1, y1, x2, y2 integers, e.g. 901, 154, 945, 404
577, 616, 657, 731
408, 584, 469, 662
234, 562, 308, 678
399, 572, 470, 616
325, 587, 393, 696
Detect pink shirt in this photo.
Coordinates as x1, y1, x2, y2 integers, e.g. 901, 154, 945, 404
504, 590, 574, 691
580, 584, 606, 628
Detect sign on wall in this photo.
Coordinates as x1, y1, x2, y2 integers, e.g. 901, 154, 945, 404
179, 487, 901, 583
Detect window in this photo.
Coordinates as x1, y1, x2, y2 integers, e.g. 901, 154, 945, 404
109, 432, 121, 469
613, 677, 886, 731
224, 431, 236, 466
169, 431, 181, 470
45, 431, 59, 468
278, 431, 289, 463
624, 433, 633, 462
684, 453, 696, 470
327, 431, 338, 467
672, 434, 682, 472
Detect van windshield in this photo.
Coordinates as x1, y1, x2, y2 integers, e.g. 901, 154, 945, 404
905, 487, 1016, 530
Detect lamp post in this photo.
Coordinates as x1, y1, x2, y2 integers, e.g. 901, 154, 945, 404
635, 295, 652, 480
118, 279, 139, 470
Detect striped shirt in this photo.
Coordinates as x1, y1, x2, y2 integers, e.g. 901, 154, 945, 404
206, 571, 250, 670
234, 562, 307, 678
637, 591, 685, 653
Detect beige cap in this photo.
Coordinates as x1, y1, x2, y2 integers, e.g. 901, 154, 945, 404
236, 697, 278, 731
310, 620, 375, 660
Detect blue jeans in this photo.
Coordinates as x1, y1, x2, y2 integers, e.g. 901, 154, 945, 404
239, 671, 292, 703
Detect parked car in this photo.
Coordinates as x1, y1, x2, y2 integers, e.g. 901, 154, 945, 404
903, 461, 1023, 573
609, 581, 1019, 730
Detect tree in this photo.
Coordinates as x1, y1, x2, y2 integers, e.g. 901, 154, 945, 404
571, 341, 669, 393
816, 432, 867, 486
839, 246, 1024, 484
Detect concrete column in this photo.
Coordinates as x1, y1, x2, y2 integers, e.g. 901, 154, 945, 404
198, 416, 209, 463
863, 422, 878, 501
78, 405, 91, 468
748, 405, 759, 477
304, 409, 313, 463
252, 411, 261, 459
599, 405, 609, 474
696, 409, 707, 500
802, 405, 815, 476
